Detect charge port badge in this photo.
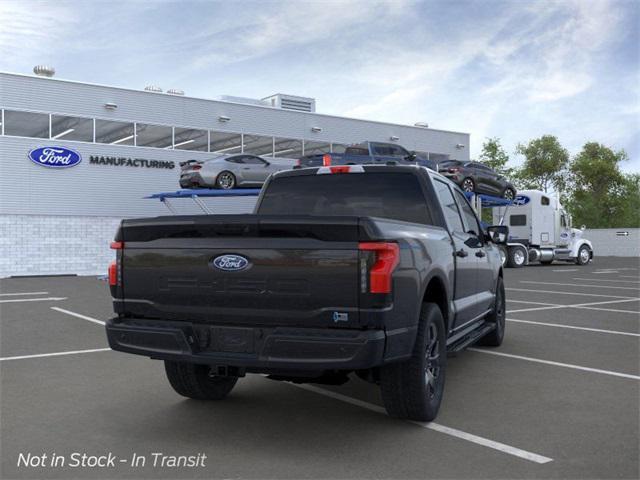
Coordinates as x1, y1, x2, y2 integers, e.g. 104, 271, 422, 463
332, 312, 349, 323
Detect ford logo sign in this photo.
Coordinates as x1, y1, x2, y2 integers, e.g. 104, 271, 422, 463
513, 195, 530, 206
211, 254, 250, 272
28, 146, 82, 169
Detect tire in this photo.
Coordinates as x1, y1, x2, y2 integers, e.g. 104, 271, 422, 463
506, 246, 526, 268
576, 245, 591, 265
461, 177, 475, 193
216, 171, 236, 190
498, 245, 508, 267
502, 188, 516, 201
164, 361, 238, 400
380, 303, 446, 422
478, 277, 506, 347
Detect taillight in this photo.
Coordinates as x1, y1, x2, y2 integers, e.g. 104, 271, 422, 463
448, 167, 460, 173
108, 262, 117, 286
359, 242, 400, 294
110, 241, 123, 250
296, 158, 301, 166
322, 153, 332, 166
192, 165, 202, 170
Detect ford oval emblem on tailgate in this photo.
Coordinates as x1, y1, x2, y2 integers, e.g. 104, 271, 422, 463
211, 254, 250, 272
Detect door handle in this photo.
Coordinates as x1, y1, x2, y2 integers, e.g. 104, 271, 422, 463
475, 250, 486, 258
456, 249, 468, 258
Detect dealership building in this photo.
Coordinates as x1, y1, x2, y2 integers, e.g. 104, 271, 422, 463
0, 69, 470, 277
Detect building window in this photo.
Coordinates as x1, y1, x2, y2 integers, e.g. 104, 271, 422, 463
243, 134, 273, 156
135, 123, 173, 148
95, 119, 135, 145
210, 131, 243, 154
173, 127, 208, 151
50, 114, 93, 142
429, 153, 450, 164
303, 140, 331, 156
331, 143, 348, 154
3, 110, 49, 138
273, 137, 303, 158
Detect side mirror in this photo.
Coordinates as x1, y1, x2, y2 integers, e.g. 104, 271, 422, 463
264, 161, 271, 166
486, 225, 509, 244
406, 151, 417, 161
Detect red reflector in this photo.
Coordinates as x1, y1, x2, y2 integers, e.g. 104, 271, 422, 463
359, 242, 400, 294
330, 166, 351, 174
322, 154, 332, 166
108, 261, 117, 286
110, 241, 123, 250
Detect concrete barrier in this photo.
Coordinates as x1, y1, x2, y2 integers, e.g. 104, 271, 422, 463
584, 228, 640, 257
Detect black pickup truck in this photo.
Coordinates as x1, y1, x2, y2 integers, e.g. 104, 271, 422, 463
106, 165, 508, 421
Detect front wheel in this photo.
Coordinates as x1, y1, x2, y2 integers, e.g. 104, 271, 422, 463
164, 361, 238, 400
380, 303, 446, 422
216, 171, 236, 189
576, 245, 591, 265
478, 277, 506, 346
503, 188, 516, 201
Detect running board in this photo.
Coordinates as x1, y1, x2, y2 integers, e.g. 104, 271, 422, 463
446, 322, 496, 353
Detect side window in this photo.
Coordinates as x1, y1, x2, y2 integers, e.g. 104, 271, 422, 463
241, 156, 266, 165
226, 156, 243, 164
389, 145, 409, 157
510, 215, 527, 226
541, 196, 550, 206
433, 180, 464, 233
454, 190, 481, 236
561, 214, 567, 227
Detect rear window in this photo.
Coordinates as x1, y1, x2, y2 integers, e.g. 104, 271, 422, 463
258, 173, 432, 225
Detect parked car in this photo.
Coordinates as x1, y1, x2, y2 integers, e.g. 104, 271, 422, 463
106, 164, 507, 422
297, 141, 437, 170
438, 160, 516, 200
179, 154, 295, 189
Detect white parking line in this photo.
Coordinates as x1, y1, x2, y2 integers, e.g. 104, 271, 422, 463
468, 349, 640, 380
51, 307, 106, 326
593, 271, 619, 274
0, 291, 49, 296
572, 278, 640, 284
552, 269, 579, 272
507, 298, 640, 314
508, 299, 561, 307
506, 287, 638, 299
620, 275, 640, 279
0, 297, 67, 304
0, 348, 111, 362
507, 318, 640, 337
520, 281, 640, 291
291, 383, 553, 464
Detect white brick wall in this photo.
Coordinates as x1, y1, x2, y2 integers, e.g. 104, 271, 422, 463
0, 215, 122, 277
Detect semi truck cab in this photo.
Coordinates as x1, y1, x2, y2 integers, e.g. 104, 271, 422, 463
491, 190, 593, 267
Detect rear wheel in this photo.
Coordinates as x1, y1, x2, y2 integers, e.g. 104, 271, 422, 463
380, 303, 446, 422
506, 246, 526, 268
498, 245, 508, 267
164, 361, 238, 400
478, 277, 506, 347
576, 245, 591, 265
216, 171, 236, 189
461, 177, 475, 193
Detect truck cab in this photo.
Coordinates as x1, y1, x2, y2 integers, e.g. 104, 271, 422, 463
492, 190, 593, 267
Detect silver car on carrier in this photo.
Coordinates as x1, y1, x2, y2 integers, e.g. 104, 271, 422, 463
179, 154, 295, 189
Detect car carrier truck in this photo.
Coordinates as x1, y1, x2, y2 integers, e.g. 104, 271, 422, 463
488, 189, 594, 268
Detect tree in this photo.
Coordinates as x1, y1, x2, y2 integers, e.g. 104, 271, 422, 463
515, 135, 569, 193
479, 137, 512, 176
565, 142, 638, 228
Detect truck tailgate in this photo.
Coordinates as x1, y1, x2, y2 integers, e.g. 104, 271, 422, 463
117, 215, 373, 328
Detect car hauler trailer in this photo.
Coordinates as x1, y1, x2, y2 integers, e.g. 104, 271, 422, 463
485, 190, 593, 268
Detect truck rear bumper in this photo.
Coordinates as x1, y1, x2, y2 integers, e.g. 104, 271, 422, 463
106, 317, 387, 371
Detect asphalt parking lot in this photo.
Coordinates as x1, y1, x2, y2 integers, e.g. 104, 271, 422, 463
1, 257, 638, 479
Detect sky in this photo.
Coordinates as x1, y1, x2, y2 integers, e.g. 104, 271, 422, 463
1, 0, 638, 172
